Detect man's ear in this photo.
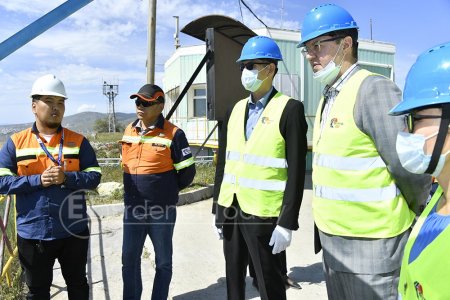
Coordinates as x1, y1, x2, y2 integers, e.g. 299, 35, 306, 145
343, 36, 353, 51
31, 100, 37, 114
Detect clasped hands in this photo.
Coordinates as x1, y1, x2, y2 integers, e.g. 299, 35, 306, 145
40, 165, 65, 187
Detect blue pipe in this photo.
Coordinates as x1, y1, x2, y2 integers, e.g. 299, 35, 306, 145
0, 0, 93, 61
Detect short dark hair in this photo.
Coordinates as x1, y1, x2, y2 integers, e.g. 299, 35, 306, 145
32, 95, 41, 102
329, 28, 358, 60
260, 59, 279, 77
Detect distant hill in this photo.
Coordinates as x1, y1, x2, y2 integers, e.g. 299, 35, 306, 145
63, 111, 136, 132
0, 111, 136, 142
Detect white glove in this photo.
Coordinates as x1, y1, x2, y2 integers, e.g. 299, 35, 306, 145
269, 225, 292, 254
213, 215, 223, 240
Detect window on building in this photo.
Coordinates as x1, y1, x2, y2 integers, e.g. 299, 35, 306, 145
193, 88, 207, 117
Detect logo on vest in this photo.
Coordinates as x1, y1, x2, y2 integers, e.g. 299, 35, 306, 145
152, 143, 167, 149
414, 281, 425, 299
261, 117, 273, 124
67, 142, 76, 147
330, 118, 343, 128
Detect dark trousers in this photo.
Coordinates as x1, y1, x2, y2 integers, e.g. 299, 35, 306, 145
17, 227, 90, 300
222, 201, 286, 300
249, 250, 287, 278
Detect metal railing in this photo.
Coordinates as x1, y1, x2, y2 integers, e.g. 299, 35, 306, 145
97, 158, 121, 167
0, 194, 17, 287
97, 156, 214, 167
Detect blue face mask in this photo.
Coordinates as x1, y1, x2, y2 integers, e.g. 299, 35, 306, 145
396, 131, 449, 177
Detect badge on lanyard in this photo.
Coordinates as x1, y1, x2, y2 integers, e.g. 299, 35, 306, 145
35, 129, 64, 166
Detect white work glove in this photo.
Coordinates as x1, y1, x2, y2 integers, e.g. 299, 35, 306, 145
213, 215, 223, 240
269, 225, 292, 254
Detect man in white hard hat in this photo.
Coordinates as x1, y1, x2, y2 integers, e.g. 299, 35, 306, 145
0, 74, 102, 299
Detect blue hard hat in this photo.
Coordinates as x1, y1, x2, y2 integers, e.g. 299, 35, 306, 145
298, 4, 358, 47
389, 42, 450, 115
237, 36, 283, 62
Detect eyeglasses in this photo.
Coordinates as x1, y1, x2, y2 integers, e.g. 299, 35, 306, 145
135, 99, 160, 108
301, 36, 344, 56
239, 62, 270, 71
404, 113, 442, 133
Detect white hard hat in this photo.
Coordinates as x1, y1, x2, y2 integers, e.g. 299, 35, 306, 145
30, 74, 67, 99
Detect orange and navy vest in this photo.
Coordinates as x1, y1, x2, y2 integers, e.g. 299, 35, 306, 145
121, 119, 179, 175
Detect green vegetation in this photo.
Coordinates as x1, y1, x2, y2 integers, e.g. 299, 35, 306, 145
89, 164, 216, 205
93, 118, 125, 133
89, 132, 123, 143
0, 197, 23, 300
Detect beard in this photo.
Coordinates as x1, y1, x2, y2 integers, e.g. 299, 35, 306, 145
44, 119, 62, 129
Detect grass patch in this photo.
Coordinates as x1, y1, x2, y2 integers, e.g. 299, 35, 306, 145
182, 164, 215, 192
89, 132, 123, 143
89, 164, 216, 205
0, 259, 23, 300
0, 197, 24, 300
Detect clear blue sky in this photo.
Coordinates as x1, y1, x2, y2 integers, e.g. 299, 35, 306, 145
0, 0, 449, 125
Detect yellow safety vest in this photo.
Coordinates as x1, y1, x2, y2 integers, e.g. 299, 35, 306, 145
399, 185, 450, 300
312, 69, 414, 238
218, 92, 290, 217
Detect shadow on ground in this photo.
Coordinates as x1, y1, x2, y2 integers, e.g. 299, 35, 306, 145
172, 277, 260, 300
289, 262, 324, 284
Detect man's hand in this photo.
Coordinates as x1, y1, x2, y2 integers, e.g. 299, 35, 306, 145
269, 225, 292, 254
40, 165, 65, 187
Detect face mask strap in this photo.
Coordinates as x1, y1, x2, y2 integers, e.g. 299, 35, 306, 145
425, 104, 450, 174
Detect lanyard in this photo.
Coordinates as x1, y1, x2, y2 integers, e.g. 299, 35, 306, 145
35, 128, 64, 166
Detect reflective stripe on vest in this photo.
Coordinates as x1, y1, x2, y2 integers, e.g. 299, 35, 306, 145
314, 153, 386, 171
312, 69, 414, 238
225, 151, 288, 168
0, 168, 15, 176
218, 92, 290, 217
314, 183, 398, 202
121, 120, 178, 174
121, 135, 172, 147
222, 173, 286, 191
11, 128, 86, 175
398, 186, 450, 299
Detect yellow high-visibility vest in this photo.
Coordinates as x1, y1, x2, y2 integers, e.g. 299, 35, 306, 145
398, 185, 450, 299
312, 69, 414, 238
218, 92, 290, 217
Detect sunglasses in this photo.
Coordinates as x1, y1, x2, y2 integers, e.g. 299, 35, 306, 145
135, 99, 160, 108
239, 62, 270, 71
404, 113, 442, 133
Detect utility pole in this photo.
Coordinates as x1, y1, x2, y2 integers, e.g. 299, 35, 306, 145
173, 16, 180, 49
103, 81, 118, 133
147, 0, 157, 84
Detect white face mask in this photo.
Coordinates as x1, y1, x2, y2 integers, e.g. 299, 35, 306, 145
313, 41, 344, 85
396, 131, 450, 177
241, 64, 269, 92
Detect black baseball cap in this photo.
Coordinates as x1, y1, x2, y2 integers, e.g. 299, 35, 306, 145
130, 84, 165, 102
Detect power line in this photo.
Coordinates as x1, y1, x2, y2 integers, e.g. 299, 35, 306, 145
238, 0, 243, 22
239, 0, 268, 28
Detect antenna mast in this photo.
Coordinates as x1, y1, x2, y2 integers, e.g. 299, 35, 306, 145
103, 81, 119, 133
